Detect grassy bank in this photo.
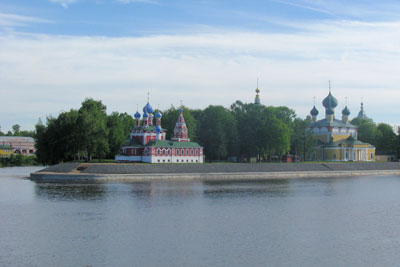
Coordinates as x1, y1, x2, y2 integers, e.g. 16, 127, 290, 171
0, 154, 40, 168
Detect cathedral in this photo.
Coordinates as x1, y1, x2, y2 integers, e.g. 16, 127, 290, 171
115, 101, 204, 163
308, 86, 375, 161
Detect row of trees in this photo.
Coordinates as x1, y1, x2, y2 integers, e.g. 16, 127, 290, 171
33, 98, 400, 165
33, 98, 313, 164
0, 124, 35, 137
351, 117, 399, 155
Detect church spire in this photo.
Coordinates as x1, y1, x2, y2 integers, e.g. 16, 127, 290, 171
171, 107, 189, 142
358, 99, 367, 119
254, 78, 261, 105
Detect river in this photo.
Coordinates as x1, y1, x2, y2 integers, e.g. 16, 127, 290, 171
1, 166, 400, 266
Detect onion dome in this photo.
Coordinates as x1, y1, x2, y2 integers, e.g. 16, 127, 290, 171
155, 111, 162, 119
179, 108, 183, 113
310, 106, 319, 116
143, 112, 149, 118
326, 106, 334, 115
134, 111, 141, 119
146, 103, 154, 113
322, 92, 338, 109
342, 106, 350, 116
156, 125, 162, 133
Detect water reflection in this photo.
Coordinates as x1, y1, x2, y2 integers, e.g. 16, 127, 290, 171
203, 179, 292, 198
34, 182, 106, 201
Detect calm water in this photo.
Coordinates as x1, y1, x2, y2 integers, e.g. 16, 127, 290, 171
1, 167, 400, 267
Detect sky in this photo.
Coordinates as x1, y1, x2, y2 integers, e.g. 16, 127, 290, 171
1, 0, 400, 131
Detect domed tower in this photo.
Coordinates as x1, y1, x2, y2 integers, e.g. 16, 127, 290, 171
142, 111, 149, 128
358, 101, 367, 119
322, 82, 338, 122
143, 102, 154, 126
171, 108, 189, 142
155, 111, 163, 140
310, 105, 319, 122
342, 105, 351, 124
134, 110, 141, 128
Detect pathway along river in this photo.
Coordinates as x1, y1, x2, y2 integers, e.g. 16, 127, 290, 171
1, 167, 400, 266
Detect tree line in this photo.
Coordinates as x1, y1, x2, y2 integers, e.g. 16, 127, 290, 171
29, 98, 400, 165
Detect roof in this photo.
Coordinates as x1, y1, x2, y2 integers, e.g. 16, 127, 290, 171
133, 125, 166, 132
145, 140, 203, 148
123, 137, 202, 149
309, 118, 357, 128
0, 145, 13, 149
323, 136, 375, 148
0, 136, 35, 142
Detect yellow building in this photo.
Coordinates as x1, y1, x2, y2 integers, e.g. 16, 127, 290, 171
308, 87, 375, 162
0, 145, 14, 157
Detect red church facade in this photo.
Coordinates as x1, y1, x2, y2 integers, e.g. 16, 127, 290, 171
115, 102, 204, 163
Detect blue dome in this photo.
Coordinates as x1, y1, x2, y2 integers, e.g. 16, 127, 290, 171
156, 125, 162, 133
342, 106, 350, 116
322, 92, 338, 109
134, 111, 141, 119
310, 106, 319, 116
146, 103, 154, 113
179, 108, 183, 113
155, 111, 162, 118
326, 107, 334, 115
143, 112, 149, 118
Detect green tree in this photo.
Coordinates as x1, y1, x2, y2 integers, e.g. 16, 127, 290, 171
77, 98, 109, 160
12, 124, 20, 135
230, 101, 294, 160
351, 117, 378, 146
107, 112, 129, 158
376, 123, 397, 155
290, 116, 315, 160
199, 105, 238, 161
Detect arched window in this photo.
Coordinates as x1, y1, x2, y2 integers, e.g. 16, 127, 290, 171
157, 148, 161, 155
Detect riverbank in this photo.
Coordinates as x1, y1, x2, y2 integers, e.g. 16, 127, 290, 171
30, 162, 400, 182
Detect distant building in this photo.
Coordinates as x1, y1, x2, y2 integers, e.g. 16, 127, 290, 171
115, 101, 204, 163
0, 136, 36, 155
0, 145, 14, 157
357, 101, 367, 119
308, 85, 375, 161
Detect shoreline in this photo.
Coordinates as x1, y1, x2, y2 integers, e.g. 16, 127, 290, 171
30, 162, 400, 182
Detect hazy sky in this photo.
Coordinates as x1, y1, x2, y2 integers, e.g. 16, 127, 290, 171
1, 0, 400, 131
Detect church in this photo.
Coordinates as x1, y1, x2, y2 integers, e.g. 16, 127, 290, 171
308, 86, 375, 162
115, 101, 204, 163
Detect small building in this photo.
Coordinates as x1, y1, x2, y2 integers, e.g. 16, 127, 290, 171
308, 86, 375, 161
115, 101, 204, 163
0, 145, 14, 157
0, 136, 36, 155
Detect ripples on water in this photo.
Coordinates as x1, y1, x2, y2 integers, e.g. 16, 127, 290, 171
1, 167, 400, 266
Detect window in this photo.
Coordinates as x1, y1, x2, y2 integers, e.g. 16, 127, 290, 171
163, 149, 166, 155
191, 160, 193, 162
334, 154, 336, 159
163, 160, 165, 162
371, 153, 374, 159
196, 160, 198, 162
168, 160, 170, 162
158, 149, 161, 155
158, 159, 160, 162
191, 149, 193, 155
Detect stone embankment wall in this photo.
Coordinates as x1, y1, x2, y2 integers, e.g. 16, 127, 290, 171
31, 162, 400, 182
